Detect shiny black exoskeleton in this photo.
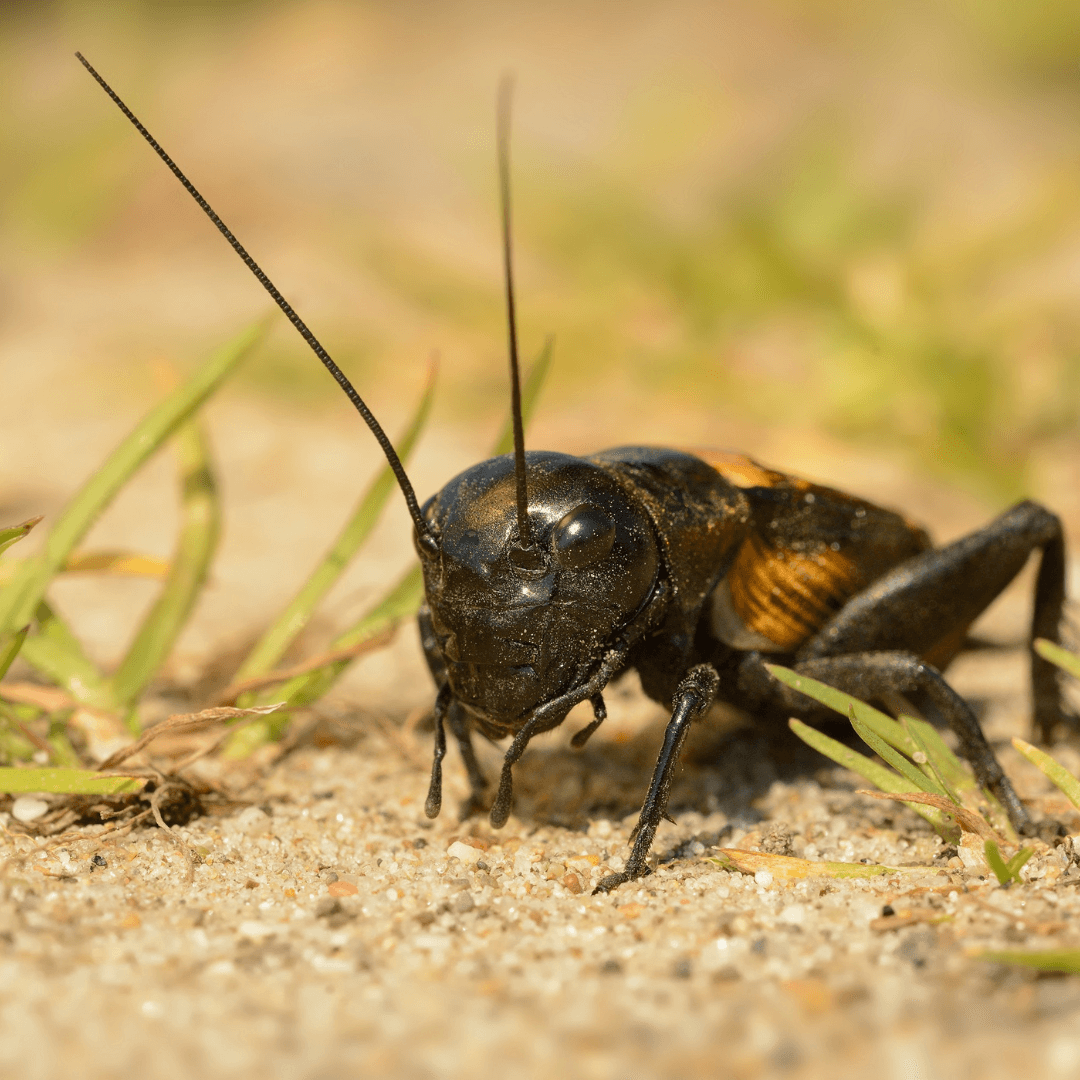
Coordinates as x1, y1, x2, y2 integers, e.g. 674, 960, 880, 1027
416, 444, 1068, 892
83, 57, 1070, 895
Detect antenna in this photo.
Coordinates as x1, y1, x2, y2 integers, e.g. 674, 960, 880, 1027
75, 52, 438, 555
497, 75, 540, 569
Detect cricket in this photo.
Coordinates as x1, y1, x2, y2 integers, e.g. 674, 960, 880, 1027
77, 52, 1070, 894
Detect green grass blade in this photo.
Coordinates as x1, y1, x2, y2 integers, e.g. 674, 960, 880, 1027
898, 714, 968, 790
279, 563, 424, 709
978, 949, 1080, 975
788, 718, 961, 840
0, 767, 145, 795
0, 517, 43, 558
0, 706, 37, 763
226, 565, 425, 756
1011, 736, 1080, 811
899, 715, 962, 803
18, 601, 111, 709
1034, 638, 1080, 681
0, 625, 28, 681
1007, 846, 1034, 878
233, 365, 436, 686
0, 321, 266, 634
903, 713, 1015, 841
46, 712, 81, 768
491, 336, 554, 457
851, 716, 952, 800
108, 418, 222, 715
984, 839, 1012, 885
767, 664, 920, 758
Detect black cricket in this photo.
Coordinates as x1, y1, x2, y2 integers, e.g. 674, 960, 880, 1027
79, 56, 1070, 893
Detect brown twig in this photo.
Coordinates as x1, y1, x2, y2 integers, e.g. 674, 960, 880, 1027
166, 710, 273, 774
213, 627, 397, 705
96, 703, 284, 771
855, 789, 1003, 843
0, 682, 76, 712
149, 784, 202, 882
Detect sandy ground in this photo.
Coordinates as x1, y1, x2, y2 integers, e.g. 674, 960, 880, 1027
4, 654, 1080, 1080
3, 394, 1080, 1080
5, 5, 1080, 1077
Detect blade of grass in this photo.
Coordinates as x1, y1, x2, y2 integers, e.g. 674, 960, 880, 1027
232, 361, 436, 687
1034, 638, 1080, 681
897, 714, 973, 792
0, 767, 144, 795
983, 840, 1033, 885
0, 517, 43, 558
899, 716, 962, 802
0, 625, 28, 681
767, 664, 921, 758
0, 321, 266, 635
224, 566, 424, 756
904, 713, 1016, 842
45, 712, 81, 768
63, 551, 170, 578
108, 417, 221, 719
491, 337, 554, 457
788, 718, 961, 840
984, 839, 1013, 885
0, 702, 37, 762
0, 550, 171, 589
18, 601, 112, 710
851, 716, 952, 800
1011, 736, 1080, 811
977, 949, 1080, 975
96, 702, 285, 771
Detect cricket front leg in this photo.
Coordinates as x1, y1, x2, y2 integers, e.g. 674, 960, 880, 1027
594, 665, 719, 895
447, 701, 490, 821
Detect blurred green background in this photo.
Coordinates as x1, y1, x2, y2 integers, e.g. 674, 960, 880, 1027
3, 0, 1080, 514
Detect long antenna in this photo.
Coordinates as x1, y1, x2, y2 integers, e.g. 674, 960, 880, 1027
497, 75, 537, 566
75, 52, 438, 554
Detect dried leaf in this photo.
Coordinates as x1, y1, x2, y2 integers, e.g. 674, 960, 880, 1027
855, 789, 1002, 841
712, 848, 926, 882
96, 703, 284, 771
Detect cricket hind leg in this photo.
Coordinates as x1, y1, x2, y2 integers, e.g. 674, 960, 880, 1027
741, 648, 1036, 832
797, 500, 1071, 742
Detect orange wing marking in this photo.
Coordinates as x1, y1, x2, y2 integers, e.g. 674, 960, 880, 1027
725, 532, 863, 652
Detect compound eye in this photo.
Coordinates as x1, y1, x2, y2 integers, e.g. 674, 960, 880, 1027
552, 504, 616, 569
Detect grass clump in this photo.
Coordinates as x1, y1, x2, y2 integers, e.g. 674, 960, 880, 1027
0, 317, 551, 801
777, 643, 1080, 974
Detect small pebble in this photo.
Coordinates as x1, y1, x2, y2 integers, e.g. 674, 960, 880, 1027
451, 893, 475, 915
447, 841, 483, 864
328, 880, 359, 897
11, 797, 48, 823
